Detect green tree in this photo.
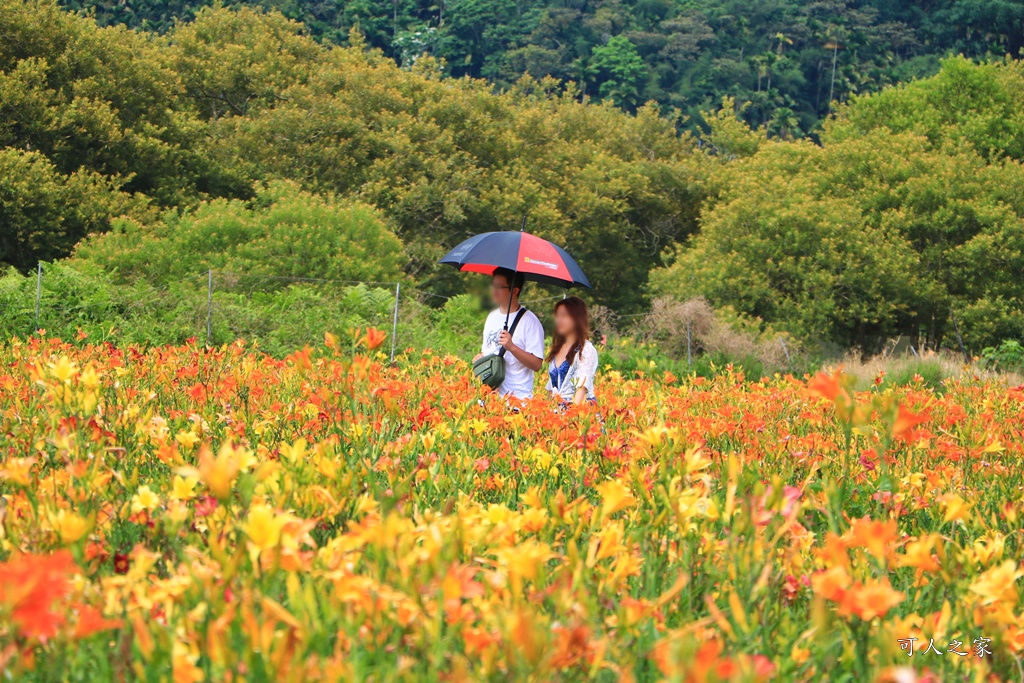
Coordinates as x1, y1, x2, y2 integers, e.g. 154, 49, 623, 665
590, 35, 648, 108
0, 0, 238, 206
166, 7, 707, 310
653, 89, 1024, 353
0, 148, 142, 271
58, 0, 1012, 134
826, 57, 1024, 162
165, 5, 325, 120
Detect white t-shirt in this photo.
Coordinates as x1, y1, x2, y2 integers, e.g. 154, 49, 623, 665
481, 307, 545, 399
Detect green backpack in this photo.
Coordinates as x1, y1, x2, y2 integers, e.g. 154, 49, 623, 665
473, 307, 528, 390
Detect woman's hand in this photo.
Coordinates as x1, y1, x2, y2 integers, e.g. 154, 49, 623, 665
573, 386, 588, 405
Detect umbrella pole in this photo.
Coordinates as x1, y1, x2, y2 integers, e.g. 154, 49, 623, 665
507, 215, 526, 329
504, 268, 517, 330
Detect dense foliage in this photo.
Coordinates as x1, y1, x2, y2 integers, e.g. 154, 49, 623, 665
59, 0, 1024, 135
3, 0, 1024, 355
652, 58, 1024, 353
1, 0, 704, 312
76, 183, 405, 287
0, 150, 142, 272
0, 0, 241, 206
3, 338, 1024, 680
0, 261, 448, 359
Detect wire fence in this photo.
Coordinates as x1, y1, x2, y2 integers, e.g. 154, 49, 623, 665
17, 263, 806, 370
21, 265, 605, 363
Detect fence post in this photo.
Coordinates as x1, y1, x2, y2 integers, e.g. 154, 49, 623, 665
686, 321, 692, 367
206, 270, 213, 346
34, 262, 42, 332
390, 282, 400, 364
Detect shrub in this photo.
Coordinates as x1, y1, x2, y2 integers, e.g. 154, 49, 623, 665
0, 262, 413, 355
420, 294, 486, 360
633, 296, 797, 373
75, 182, 405, 287
981, 340, 1024, 374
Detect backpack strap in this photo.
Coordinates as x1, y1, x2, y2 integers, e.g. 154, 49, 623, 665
497, 307, 528, 358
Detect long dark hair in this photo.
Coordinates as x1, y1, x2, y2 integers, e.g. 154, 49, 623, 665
546, 296, 590, 364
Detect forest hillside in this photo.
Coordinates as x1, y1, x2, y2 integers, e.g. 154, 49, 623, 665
2, 0, 1024, 360
60, 0, 1024, 135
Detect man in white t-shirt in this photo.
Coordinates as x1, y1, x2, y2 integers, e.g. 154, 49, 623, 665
473, 268, 545, 400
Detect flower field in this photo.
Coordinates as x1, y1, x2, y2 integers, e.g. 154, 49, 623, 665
2, 334, 1024, 682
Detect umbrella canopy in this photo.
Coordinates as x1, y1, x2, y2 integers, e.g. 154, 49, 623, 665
438, 231, 592, 289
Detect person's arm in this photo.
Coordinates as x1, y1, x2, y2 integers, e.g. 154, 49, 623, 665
498, 330, 543, 371
474, 320, 489, 362
498, 314, 544, 372
573, 343, 599, 404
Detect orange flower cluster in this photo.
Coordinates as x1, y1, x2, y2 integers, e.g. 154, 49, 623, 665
812, 566, 905, 621
0, 338, 1023, 682
0, 551, 120, 671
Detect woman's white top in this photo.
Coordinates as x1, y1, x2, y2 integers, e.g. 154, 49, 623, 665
546, 340, 598, 403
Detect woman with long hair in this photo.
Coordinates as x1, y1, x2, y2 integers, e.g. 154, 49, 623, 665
545, 296, 598, 406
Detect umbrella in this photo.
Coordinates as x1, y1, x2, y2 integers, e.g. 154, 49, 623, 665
438, 231, 592, 289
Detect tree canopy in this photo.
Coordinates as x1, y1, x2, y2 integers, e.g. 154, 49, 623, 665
1, 0, 708, 311
3, 0, 1024, 354
652, 58, 1024, 353
58, 0, 1024, 135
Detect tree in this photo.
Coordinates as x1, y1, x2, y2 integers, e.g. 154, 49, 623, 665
0, 149, 142, 272
590, 36, 648, 108
651, 137, 923, 351
164, 6, 325, 120
58, 0, 1014, 134
826, 57, 1024, 162
652, 84, 1024, 352
167, 7, 707, 310
0, 0, 238, 207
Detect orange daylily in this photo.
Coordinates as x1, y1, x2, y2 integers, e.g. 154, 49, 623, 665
596, 479, 635, 519
363, 328, 388, 351
897, 534, 942, 578
840, 578, 905, 621
813, 567, 904, 621
0, 335, 1022, 680
72, 604, 123, 639
891, 404, 927, 441
807, 371, 845, 401
970, 560, 1023, 606
812, 565, 852, 603
846, 516, 898, 561
0, 551, 77, 640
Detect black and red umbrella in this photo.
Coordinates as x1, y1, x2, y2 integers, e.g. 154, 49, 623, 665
438, 231, 592, 289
